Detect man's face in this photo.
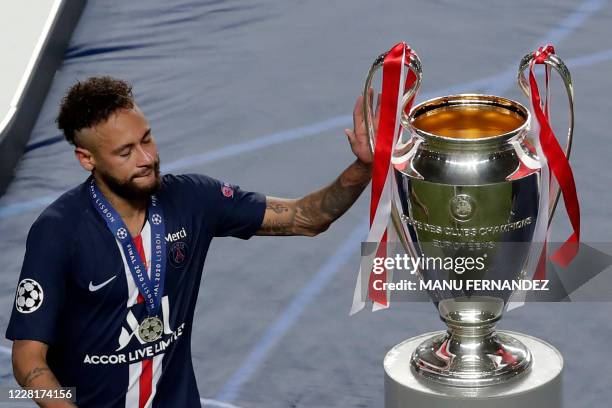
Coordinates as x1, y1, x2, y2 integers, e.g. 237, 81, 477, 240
74, 105, 161, 200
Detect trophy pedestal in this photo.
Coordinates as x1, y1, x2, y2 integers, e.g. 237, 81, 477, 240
384, 331, 563, 408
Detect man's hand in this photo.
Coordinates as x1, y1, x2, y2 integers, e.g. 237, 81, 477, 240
344, 89, 380, 165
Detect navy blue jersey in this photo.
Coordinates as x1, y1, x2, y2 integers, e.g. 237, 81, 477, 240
6, 173, 266, 407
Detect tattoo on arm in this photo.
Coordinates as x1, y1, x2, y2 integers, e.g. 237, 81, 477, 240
267, 203, 289, 214
21, 366, 75, 407
296, 160, 370, 233
320, 173, 369, 218
24, 366, 52, 386
257, 201, 296, 235
257, 160, 371, 236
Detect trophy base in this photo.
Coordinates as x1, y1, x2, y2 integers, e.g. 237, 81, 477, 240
409, 296, 531, 387
384, 331, 563, 408
411, 328, 532, 387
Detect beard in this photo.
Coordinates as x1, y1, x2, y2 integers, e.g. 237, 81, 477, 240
96, 156, 161, 201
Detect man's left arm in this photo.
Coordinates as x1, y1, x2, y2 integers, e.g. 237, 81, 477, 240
257, 93, 378, 237
257, 159, 371, 236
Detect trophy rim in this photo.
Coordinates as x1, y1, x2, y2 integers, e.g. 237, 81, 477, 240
407, 93, 531, 146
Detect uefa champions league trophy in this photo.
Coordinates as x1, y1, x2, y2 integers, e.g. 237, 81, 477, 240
362, 44, 575, 406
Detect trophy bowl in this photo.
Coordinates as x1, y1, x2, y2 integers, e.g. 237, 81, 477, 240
363, 47, 574, 387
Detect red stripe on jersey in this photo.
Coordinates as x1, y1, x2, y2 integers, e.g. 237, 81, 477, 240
131, 235, 153, 407
133, 235, 146, 304
139, 358, 153, 408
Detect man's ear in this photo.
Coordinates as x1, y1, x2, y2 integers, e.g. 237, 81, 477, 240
75, 146, 95, 172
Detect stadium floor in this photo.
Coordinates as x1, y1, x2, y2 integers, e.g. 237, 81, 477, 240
1, 0, 611, 406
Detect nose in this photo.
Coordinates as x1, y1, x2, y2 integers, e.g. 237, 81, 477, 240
134, 143, 154, 166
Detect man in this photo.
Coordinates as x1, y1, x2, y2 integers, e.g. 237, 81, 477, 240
6, 76, 378, 407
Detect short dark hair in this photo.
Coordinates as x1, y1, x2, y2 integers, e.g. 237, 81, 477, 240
56, 76, 134, 145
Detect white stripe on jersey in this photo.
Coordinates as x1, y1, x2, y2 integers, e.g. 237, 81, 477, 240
126, 361, 142, 407
143, 353, 164, 408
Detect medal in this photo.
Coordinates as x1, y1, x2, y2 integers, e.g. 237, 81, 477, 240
139, 316, 164, 343
89, 177, 168, 343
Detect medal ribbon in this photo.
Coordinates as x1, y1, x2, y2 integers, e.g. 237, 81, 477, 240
88, 178, 167, 316
528, 45, 580, 273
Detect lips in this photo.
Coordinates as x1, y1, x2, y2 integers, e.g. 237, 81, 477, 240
133, 169, 153, 179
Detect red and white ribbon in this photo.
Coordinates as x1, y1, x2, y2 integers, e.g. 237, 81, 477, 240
351, 42, 418, 314
510, 45, 580, 309
528, 45, 580, 280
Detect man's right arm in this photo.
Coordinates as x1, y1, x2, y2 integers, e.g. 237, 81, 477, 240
12, 340, 76, 408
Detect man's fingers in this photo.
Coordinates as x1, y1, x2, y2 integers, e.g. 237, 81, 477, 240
345, 128, 356, 143
353, 89, 381, 135
353, 95, 363, 124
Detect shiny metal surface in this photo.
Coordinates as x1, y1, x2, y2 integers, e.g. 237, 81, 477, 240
411, 298, 532, 386
364, 48, 574, 387
363, 48, 423, 253
384, 331, 563, 408
517, 52, 575, 223
397, 95, 538, 386
363, 48, 423, 153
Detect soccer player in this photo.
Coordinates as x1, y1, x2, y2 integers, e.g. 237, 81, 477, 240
6, 76, 378, 407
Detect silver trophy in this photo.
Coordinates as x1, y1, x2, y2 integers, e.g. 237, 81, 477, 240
363, 49, 574, 387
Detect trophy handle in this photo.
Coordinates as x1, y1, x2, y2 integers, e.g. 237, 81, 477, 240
362, 49, 423, 255
517, 52, 574, 223
362, 50, 423, 153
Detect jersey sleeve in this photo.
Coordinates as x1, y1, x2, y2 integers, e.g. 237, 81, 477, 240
5, 213, 71, 345
182, 174, 266, 239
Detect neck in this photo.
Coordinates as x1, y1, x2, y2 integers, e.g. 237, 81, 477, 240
93, 174, 147, 219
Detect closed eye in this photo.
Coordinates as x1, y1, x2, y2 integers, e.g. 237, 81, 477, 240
112, 128, 152, 156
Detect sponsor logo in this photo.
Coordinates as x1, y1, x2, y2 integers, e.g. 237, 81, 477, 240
15, 279, 44, 313
116, 295, 173, 352
165, 227, 187, 243
83, 322, 185, 365
88, 275, 117, 292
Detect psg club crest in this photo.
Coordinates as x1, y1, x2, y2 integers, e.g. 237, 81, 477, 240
169, 241, 188, 267
221, 182, 234, 198
15, 279, 44, 313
